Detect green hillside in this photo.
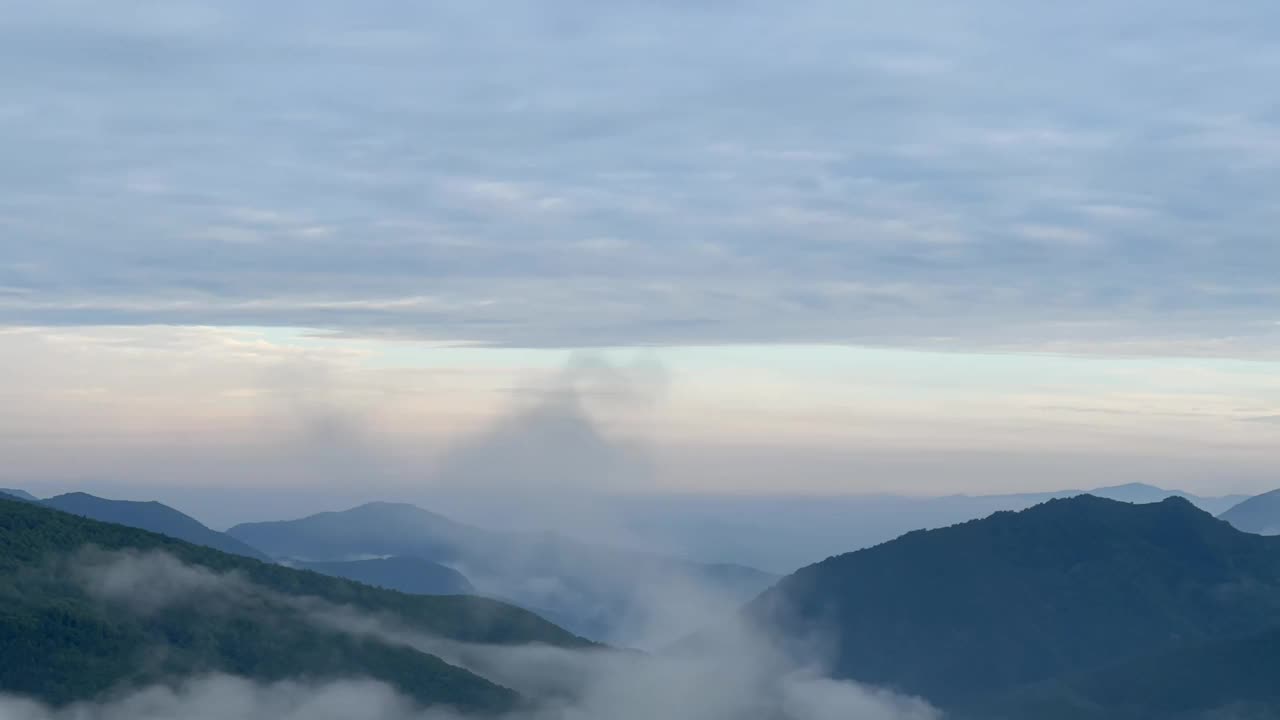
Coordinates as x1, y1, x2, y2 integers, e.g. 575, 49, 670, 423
746, 495, 1280, 710
972, 626, 1280, 719
296, 556, 475, 595
0, 496, 589, 711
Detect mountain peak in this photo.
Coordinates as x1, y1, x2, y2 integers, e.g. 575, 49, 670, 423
1095, 481, 1165, 492
345, 500, 453, 518
48, 491, 96, 500
748, 491, 1279, 708
1040, 491, 1202, 515
1219, 487, 1280, 536
42, 492, 269, 561
339, 501, 471, 529
353, 500, 420, 510
0, 488, 38, 502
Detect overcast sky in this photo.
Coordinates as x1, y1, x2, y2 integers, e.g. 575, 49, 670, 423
2, 1, 1278, 504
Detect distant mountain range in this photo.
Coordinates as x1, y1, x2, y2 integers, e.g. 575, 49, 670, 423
40, 492, 270, 561
292, 556, 475, 595
0, 488, 37, 502
740, 494, 1280, 715
0, 488, 777, 641
0, 488, 273, 561
1075, 482, 1247, 510
229, 501, 779, 644
0, 494, 589, 712
1219, 488, 1280, 536
584, 482, 1253, 571
5, 490, 482, 597
5, 481, 1253, 572
8, 485, 1280, 717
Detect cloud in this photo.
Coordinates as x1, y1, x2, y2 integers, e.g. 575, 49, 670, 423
40, 547, 939, 720
429, 354, 666, 496
0, 2, 1277, 354
0, 670, 938, 720
0, 675, 435, 720
73, 546, 253, 614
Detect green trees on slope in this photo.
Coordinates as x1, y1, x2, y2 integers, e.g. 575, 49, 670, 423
748, 495, 1280, 712
0, 496, 589, 711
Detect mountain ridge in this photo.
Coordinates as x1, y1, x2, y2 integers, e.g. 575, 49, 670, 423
230, 501, 778, 643
293, 555, 476, 596
0, 488, 37, 502
743, 494, 1280, 710
42, 492, 270, 561
1218, 488, 1280, 536
0, 495, 590, 711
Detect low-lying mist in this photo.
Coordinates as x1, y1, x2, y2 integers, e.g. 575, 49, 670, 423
2, 548, 940, 720
265, 353, 778, 648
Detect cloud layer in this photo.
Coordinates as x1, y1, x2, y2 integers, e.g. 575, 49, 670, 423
9, 547, 939, 720
2, 1, 1278, 353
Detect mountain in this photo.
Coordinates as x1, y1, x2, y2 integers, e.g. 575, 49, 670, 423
972, 625, 1280, 719
1086, 482, 1245, 513
230, 502, 778, 644
0, 488, 36, 502
231, 502, 476, 560
42, 492, 270, 561
743, 495, 1280, 711
573, 483, 1249, 572
0, 495, 588, 711
1219, 488, 1280, 536
294, 556, 475, 595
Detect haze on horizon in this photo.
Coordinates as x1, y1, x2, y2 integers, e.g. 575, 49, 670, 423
2, 1, 1278, 511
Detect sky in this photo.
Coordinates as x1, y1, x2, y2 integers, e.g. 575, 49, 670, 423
2, 1, 1279, 506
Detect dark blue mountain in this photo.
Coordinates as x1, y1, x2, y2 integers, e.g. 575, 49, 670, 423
1219, 488, 1280, 536
42, 492, 269, 561
744, 495, 1280, 711
294, 555, 475, 595
0, 488, 37, 502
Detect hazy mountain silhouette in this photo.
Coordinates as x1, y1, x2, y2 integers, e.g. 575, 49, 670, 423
231, 502, 476, 560
0, 488, 36, 502
1219, 488, 1280, 536
230, 501, 778, 643
0, 495, 587, 711
604, 482, 1248, 572
1085, 482, 1244, 511
294, 556, 475, 595
743, 495, 1280, 710
42, 492, 270, 561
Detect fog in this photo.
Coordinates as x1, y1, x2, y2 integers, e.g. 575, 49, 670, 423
262, 354, 780, 648
420, 353, 667, 549
2, 548, 940, 720
0, 671, 938, 720
0, 676, 431, 720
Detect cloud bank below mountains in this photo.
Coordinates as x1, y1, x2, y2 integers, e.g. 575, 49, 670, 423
8, 547, 939, 720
